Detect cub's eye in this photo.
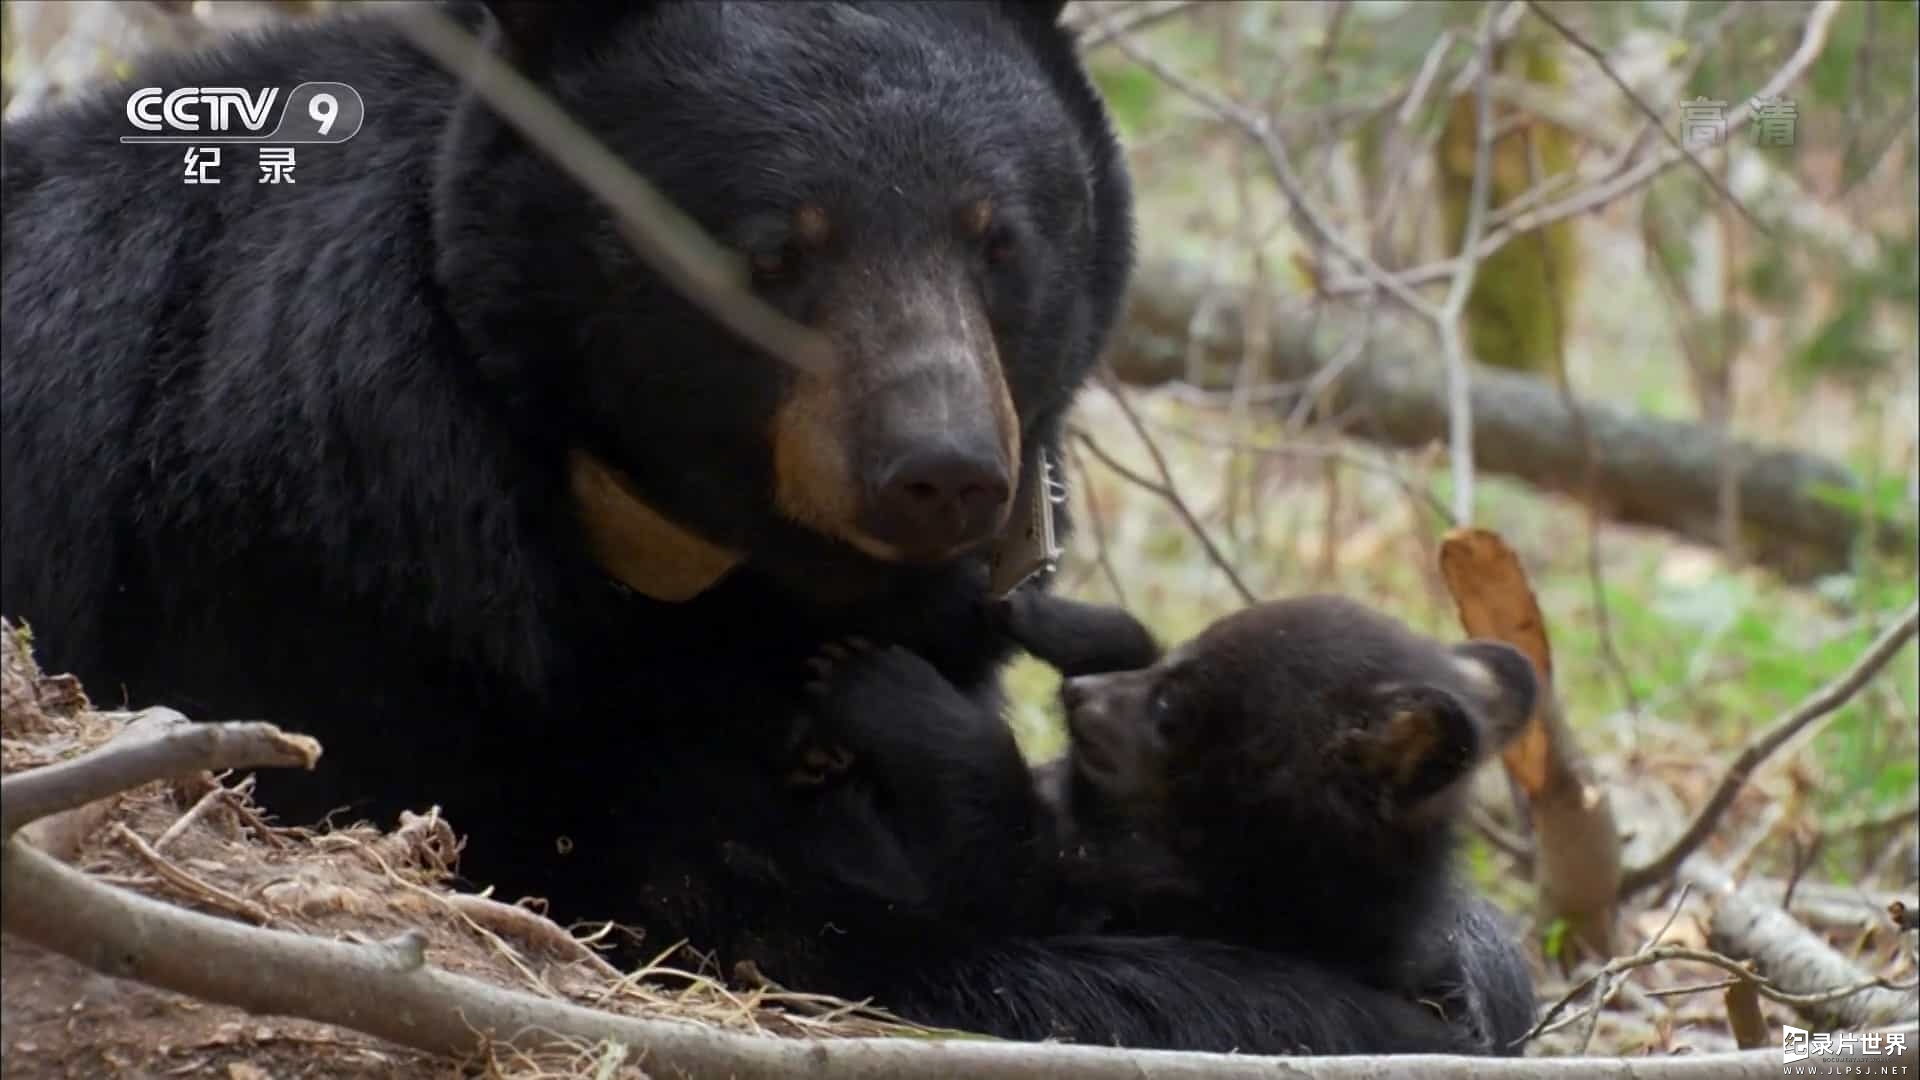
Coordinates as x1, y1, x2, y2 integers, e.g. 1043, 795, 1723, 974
1147, 686, 1176, 737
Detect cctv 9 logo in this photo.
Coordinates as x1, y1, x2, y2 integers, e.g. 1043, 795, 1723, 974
121, 82, 364, 144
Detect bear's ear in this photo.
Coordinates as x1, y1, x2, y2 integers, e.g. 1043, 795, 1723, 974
1361, 684, 1484, 812
1448, 640, 1539, 751
480, 1, 650, 72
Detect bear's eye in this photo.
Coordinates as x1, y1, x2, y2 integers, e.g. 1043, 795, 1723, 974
984, 225, 1018, 267
750, 245, 795, 284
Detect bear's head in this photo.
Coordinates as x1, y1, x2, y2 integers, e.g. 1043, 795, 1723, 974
432, 1, 1134, 602
1055, 594, 1539, 863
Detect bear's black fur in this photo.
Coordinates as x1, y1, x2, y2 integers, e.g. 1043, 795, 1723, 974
796, 591, 1538, 1053
3, 0, 1115, 919
3, 0, 1512, 1054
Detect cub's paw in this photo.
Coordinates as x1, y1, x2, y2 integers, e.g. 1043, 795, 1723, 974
800, 638, 952, 768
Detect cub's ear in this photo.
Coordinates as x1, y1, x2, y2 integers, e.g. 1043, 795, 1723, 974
1361, 684, 1484, 811
1448, 640, 1539, 750
480, 1, 651, 72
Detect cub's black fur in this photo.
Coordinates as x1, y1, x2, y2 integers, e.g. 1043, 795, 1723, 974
797, 591, 1538, 1053
1018, 591, 1541, 1052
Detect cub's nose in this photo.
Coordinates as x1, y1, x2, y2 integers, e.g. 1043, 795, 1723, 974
868, 442, 1011, 557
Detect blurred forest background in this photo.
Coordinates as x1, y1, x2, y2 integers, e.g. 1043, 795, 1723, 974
2, 0, 1916, 1063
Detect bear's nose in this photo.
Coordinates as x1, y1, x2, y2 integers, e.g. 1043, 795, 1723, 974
869, 443, 1011, 557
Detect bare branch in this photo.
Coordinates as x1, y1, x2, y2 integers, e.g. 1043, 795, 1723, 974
5, 825, 1895, 1080
1082, 371, 1258, 606
1522, 0, 1764, 235
1072, 0, 1201, 52
1685, 859, 1920, 1030
1620, 605, 1920, 898
1094, 23, 1439, 317
387, 3, 833, 376
1068, 426, 1256, 608
0, 708, 319, 839
1528, 939, 1914, 1048
1436, 12, 1500, 524
1324, 0, 1846, 298
1064, 443, 1130, 607
1145, 419, 1456, 526
112, 820, 273, 925
1369, 29, 1460, 243
1522, 883, 1692, 1049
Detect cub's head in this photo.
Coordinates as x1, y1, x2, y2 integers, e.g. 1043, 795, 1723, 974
1057, 594, 1538, 856
433, 1, 1134, 600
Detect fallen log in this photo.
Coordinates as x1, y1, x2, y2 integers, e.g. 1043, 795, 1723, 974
1110, 258, 1915, 578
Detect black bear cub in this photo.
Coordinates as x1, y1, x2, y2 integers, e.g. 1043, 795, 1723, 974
1001, 590, 1541, 1053
794, 590, 1539, 1052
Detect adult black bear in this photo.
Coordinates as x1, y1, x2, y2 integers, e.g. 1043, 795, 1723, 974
797, 591, 1539, 1053
2, 0, 1118, 924
4, 0, 1491, 1054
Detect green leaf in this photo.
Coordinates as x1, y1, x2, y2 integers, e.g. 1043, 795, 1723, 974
1090, 62, 1163, 136
1542, 917, 1571, 961
1791, 293, 1891, 386
1742, 242, 1802, 311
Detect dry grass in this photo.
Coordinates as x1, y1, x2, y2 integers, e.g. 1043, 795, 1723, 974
0, 623, 922, 1080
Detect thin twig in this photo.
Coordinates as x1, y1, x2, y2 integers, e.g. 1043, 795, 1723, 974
112, 821, 273, 925
1527, 937, 1914, 1049
1073, 0, 1201, 52
1435, 10, 1501, 524
1070, 426, 1254, 607
1574, 884, 1693, 1054
1065, 443, 1130, 608
1643, 978, 1741, 999
1369, 30, 1459, 244
152, 777, 233, 853
1084, 371, 1258, 606
1146, 419, 1455, 526
1324, 0, 1846, 299
1620, 604, 1920, 898
1523, 0, 1765, 236
1527, 117, 1638, 717
1098, 25, 1438, 317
